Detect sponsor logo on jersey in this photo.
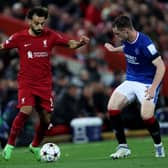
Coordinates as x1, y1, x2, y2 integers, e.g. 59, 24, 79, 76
33, 52, 48, 58
27, 51, 48, 59
125, 54, 139, 64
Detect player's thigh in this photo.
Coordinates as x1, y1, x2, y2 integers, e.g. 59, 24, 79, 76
40, 95, 54, 113
141, 100, 155, 119
18, 88, 35, 115
108, 81, 135, 110
35, 88, 54, 114
107, 91, 128, 110
135, 82, 159, 119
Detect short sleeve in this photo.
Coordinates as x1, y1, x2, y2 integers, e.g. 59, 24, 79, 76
3, 33, 19, 49
51, 31, 69, 47
142, 42, 159, 61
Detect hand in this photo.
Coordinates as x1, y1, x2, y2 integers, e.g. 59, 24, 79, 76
104, 43, 115, 51
79, 35, 90, 45
68, 36, 89, 49
145, 87, 155, 100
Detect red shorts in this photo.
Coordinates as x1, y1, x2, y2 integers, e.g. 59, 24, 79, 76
17, 87, 54, 112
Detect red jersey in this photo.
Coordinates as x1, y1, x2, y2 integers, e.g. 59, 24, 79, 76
3, 28, 69, 89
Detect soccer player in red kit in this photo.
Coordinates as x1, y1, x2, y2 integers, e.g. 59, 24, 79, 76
0, 7, 89, 160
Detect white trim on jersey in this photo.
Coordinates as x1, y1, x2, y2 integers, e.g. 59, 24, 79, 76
127, 32, 139, 44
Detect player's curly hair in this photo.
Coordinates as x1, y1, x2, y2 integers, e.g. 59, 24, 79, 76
27, 7, 48, 19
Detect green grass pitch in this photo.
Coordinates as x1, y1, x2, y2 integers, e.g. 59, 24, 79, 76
0, 136, 167, 168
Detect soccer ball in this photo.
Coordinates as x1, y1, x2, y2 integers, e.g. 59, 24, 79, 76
40, 143, 61, 162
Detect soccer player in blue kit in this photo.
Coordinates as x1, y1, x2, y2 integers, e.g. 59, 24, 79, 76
105, 15, 166, 159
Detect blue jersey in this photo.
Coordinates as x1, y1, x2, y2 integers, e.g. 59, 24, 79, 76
123, 32, 159, 84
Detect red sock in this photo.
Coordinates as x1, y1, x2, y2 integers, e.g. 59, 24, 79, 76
31, 123, 48, 147
7, 112, 29, 146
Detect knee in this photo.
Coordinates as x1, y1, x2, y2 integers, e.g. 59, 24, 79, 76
20, 106, 33, 115
107, 98, 122, 110
141, 100, 155, 120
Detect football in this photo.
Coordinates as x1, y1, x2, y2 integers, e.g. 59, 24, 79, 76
40, 143, 61, 162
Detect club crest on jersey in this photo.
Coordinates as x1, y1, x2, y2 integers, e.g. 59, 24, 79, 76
43, 40, 47, 48
135, 48, 140, 55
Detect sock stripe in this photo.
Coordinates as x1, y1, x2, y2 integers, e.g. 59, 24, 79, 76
108, 109, 121, 116
143, 116, 156, 125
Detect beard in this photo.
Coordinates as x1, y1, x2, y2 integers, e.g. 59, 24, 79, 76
31, 27, 42, 36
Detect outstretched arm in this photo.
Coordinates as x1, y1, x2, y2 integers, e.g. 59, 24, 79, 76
104, 43, 124, 52
68, 35, 90, 49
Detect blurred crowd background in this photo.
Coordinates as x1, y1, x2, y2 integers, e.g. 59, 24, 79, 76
0, 0, 168, 146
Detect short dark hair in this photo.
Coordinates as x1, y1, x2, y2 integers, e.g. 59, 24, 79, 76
112, 15, 133, 30
27, 7, 48, 19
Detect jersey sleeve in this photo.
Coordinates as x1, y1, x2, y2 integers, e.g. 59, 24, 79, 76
141, 38, 159, 61
2, 33, 19, 49
51, 31, 70, 47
